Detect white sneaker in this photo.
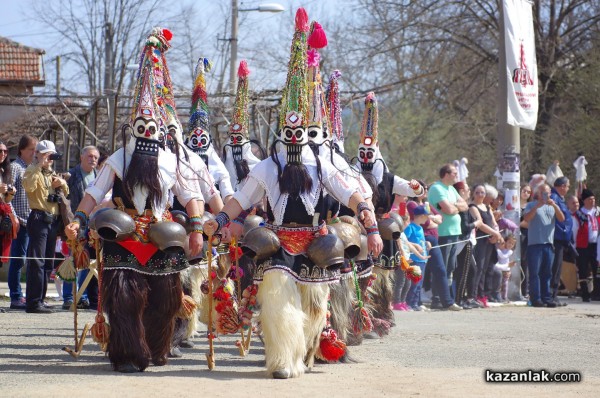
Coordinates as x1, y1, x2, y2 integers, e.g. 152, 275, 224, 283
419, 305, 430, 312
445, 303, 463, 311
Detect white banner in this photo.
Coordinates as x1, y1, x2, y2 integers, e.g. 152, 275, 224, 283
503, 0, 538, 130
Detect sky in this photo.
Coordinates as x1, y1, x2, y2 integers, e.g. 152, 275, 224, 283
0, 0, 339, 95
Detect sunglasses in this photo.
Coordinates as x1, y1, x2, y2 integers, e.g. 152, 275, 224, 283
0, 149, 7, 153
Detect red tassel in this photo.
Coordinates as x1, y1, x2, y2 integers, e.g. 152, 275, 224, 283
351, 306, 373, 334
295, 8, 309, 32
372, 318, 392, 337
162, 28, 173, 41
308, 22, 327, 49
319, 329, 346, 361
229, 245, 243, 262
238, 60, 250, 78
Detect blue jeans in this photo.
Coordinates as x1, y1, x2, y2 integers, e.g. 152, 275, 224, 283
406, 262, 427, 308
527, 243, 554, 303
426, 235, 454, 307
62, 269, 90, 302
438, 235, 460, 298
8, 226, 29, 301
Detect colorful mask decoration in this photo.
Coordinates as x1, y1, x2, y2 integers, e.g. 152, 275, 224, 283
127, 28, 173, 155
228, 60, 251, 162
277, 8, 311, 165
357, 92, 379, 171
326, 70, 344, 153
306, 21, 330, 146
186, 57, 213, 156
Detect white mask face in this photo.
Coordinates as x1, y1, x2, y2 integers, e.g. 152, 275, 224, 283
186, 127, 211, 153
358, 143, 376, 165
167, 116, 183, 144
277, 111, 307, 146
132, 117, 161, 141
307, 124, 328, 145
229, 132, 247, 146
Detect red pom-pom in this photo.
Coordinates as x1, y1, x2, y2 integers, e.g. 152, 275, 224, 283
319, 330, 346, 362
295, 8, 309, 32
162, 28, 173, 41
308, 22, 327, 49
237, 60, 250, 78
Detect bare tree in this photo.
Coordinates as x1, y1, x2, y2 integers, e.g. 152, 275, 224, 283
31, 0, 174, 96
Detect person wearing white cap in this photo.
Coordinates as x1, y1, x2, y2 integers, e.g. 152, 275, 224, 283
22, 139, 68, 313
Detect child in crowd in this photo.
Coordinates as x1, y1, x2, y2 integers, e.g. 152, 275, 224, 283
393, 213, 429, 311
493, 234, 517, 302
405, 205, 431, 311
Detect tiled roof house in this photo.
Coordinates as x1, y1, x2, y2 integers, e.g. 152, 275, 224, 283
0, 36, 45, 94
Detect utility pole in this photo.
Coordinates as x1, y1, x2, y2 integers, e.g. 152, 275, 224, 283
104, 22, 116, 153
497, 4, 521, 300
104, 22, 114, 95
229, 0, 239, 95
56, 56, 61, 97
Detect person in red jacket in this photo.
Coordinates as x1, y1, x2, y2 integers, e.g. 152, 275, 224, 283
572, 189, 600, 302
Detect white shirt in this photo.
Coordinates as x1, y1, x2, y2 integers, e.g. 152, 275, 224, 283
87, 139, 202, 221
177, 146, 220, 204
233, 146, 358, 225
223, 143, 261, 191
318, 144, 372, 199
206, 146, 235, 200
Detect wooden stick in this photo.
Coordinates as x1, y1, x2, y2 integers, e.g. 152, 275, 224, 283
244, 327, 252, 352
64, 239, 89, 359
205, 236, 216, 370
233, 237, 247, 357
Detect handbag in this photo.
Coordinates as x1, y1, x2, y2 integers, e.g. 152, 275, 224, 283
0, 214, 12, 233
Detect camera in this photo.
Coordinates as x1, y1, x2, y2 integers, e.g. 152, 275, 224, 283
47, 193, 63, 204
49, 152, 63, 161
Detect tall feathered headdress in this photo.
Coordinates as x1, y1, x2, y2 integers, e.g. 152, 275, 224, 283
228, 60, 251, 143
127, 27, 173, 153
129, 28, 172, 144
277, 8, 310, 164
357, 92, 379, 169
185, 57, 213, 154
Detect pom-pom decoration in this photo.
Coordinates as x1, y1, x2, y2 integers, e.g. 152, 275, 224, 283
91, 313, 110, 352
295, 7, 309, 32
176, 294, 198, 319
56, 257, 77, 282
308, 21, 327, 49
406, 265, 422, 283
317, 328, 346, 362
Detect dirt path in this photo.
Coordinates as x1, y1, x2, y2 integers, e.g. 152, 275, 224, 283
1, 298, 598, 397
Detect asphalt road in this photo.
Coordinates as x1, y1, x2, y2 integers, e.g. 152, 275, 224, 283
1, 297, 598, 397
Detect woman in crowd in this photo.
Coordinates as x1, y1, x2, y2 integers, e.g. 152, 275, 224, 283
453, 181, 481, 308
469, 184, 503, 306
519, 184, 532, 299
